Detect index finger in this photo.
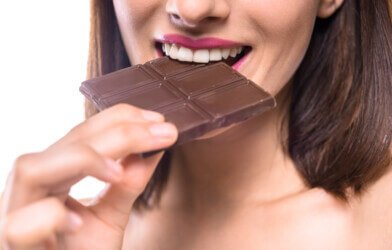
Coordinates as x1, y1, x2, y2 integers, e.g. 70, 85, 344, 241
57, 104, 165, 145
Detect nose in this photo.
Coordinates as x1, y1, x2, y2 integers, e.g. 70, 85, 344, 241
166, 0, 230, 28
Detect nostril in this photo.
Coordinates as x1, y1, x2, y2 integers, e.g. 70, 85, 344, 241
171, 13, 181, 20
206, 16, 219, 22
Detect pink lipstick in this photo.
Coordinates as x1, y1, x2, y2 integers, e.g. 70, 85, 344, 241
155, 34, 251, 72
157, 34, 245, 50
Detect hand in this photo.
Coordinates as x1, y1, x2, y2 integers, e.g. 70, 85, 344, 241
0, 103, 178, 249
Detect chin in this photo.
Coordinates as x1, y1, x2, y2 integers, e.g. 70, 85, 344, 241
194, 124, 236, 141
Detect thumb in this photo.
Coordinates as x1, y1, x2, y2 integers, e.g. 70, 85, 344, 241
89, 152, 164, 230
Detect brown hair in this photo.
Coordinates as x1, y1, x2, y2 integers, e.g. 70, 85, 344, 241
86, 0, 392, 206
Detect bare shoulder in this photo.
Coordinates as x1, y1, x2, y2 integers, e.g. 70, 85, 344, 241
123, 189, 354, 250
282, 167, 392, 249
288, 172, 392, 250
121, 182, 392, 250
258, 188, 354, 249
351, 168, 392, 249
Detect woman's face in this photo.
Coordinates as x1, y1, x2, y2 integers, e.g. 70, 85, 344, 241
113, 0, 339, 96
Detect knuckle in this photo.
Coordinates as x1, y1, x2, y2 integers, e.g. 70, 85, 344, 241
66, 124, 84, 139
117, 123, 133, 139
12, 153, 39, 184
112, 103, 140, 121
13, 154, 33, 170
117, 123, 147, 140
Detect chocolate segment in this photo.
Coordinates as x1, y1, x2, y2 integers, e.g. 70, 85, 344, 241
80, 57, 276, 148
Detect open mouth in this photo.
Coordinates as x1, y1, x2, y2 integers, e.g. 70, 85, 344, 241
155, 42, 252, 70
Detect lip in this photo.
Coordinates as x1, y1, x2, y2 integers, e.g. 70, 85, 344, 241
156, 34, 245, 50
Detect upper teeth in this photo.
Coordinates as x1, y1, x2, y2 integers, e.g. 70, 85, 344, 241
161, 43, 244, 63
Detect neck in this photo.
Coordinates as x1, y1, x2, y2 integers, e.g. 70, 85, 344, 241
160, 88, 307, 214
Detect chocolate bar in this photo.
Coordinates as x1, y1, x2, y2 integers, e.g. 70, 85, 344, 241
80, 57, 276, 151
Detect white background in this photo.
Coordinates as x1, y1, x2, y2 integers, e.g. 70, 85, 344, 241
0, 1, 104, 199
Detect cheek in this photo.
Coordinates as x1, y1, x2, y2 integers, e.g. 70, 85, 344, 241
113, 0, 162, 63
245, 0, 318, 40
114, 0, 160, 26
243, 0, 319, 95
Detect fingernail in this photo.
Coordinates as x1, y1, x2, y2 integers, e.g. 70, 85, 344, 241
149, 123, 177, 138
67, 211, 83, 232
142, 110, 164, 122
104, 157, 124, 177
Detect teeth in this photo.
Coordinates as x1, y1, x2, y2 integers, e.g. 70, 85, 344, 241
193, 49, 209, 63
164, 43, 171, 55
221, 48, 230, 59
229, 48, 238, 57
169, 44, 179, 59
209, 49, 222, 61
162, 43, 244, 63
177, 47, 193, 62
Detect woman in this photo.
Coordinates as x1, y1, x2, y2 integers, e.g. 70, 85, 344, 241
1, 0, 392, 249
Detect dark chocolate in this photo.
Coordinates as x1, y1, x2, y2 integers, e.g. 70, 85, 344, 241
80, 57, 276, 151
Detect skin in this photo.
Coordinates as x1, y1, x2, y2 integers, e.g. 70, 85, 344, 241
0, 0, 391, 249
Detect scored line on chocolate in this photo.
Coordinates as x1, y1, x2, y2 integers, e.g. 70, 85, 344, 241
145, 57, 205, 78
142, 60, 252, 121
80, 57, 277, 146
85, 65, 160, 100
